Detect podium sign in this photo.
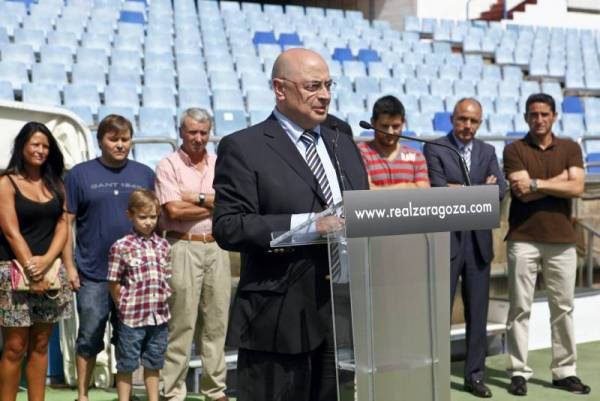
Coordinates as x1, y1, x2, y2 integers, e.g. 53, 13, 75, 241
344, 185, 500, 238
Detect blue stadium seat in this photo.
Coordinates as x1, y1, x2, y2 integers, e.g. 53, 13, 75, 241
332, 47, 354, 62
337, 91, 366, 114
357, 49, 380, 64
419, 95, 444, 114
253, 31, 278, 45
66, 105, 94, 126
209, 70, 240, 91
520, 81, 541, 98
14, 28, 46, 53
585, 153, 600, 174
453, 80, 476, 98
139, 107, 176, 138
438, 64, 460, 80
562, 96, 584, 113
343, 60, 367, 81
119, 10, 145, 24
433, 112, 452, 133
406, 114, 433, 136
416, 64, 438, 81
241, 72, 269, 93
476, 80, 499, 97
278, 33, 302, 47
495, 97, 518, 115
77, 47, 109, 73
64, 84, 101, 114
40, 45, 74, 72
368, 62, 391, 79
498, 81, 520, 98
213, 109, 247, 136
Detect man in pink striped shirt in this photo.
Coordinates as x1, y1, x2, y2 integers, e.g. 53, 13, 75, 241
358, 95, 430, 189
155, 108, 231, 401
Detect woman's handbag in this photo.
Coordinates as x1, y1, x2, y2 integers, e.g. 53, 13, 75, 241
10, 258, 62, 291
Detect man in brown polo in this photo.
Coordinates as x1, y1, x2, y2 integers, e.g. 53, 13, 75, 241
155, 108, 231, 401
503, 93, 590, 396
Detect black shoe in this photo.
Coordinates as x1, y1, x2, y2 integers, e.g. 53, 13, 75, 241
465, 379, 493, 398
552, 376, 591, 394
508, 376, 527, 396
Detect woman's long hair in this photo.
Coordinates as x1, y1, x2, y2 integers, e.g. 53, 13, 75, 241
3, 122, 65, 204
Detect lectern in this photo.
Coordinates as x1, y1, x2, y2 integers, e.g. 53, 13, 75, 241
271, 186, 500, 401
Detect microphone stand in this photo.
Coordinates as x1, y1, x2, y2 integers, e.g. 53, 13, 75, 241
359, 121, 471, 186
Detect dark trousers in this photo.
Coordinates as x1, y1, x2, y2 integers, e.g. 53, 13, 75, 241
450, 232, 491, 383
236, 336, 337, 401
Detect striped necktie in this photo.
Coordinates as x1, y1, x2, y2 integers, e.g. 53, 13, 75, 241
300, 129, 343, 282
460, 145, 471, 173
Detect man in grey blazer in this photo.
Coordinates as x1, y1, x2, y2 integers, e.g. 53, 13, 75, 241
424, 98, 506, 398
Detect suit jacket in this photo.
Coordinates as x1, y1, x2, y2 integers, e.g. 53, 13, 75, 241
423, 133, 506, 264
213, 114, 369, 354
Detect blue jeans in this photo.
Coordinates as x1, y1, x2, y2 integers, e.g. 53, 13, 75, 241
75, 277, 117, 358
116, 322, 168, 372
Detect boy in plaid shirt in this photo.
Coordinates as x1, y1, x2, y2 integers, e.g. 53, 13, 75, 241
108, 189, 171, 401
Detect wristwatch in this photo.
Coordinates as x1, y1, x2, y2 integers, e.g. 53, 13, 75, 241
530, 179, 538, 193
198, 193, 206, 206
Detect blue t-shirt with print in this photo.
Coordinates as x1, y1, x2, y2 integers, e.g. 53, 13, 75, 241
65, 158, 155, 281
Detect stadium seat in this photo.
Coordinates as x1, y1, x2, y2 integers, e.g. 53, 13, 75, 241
368, 62, 391, 79
213, 89, 245, 110
495, 97, 518, 115
143, 86, 176, 114
14, 28, 46, 53
178, 88, 212, 111
64, 84, 101, 114
343, 60, 367, 81
585, 153, 600, 174
253, 31, 278, 45
430, 79, 453, 98
213, 109, 247, 136
246, 89, 274, 112
419, 95, 444, 114
433, 112, 452, 133
0, 61, 29, 91
98, 106, 137, 126
355, 76, 380, 96
77, 47, 109, 73
104, 85, 141, 114
337, 91, 366, 114
21, 83, 60, 107
134, 143, 175, 171
119, 10, 145, 25
357, 49, 380, 64
405, 78, 429, 96
488, 114, 514, 134
1, 44, 35, 70
32, 63, 68, 89
66, 105, 94, 126
453, 80, 476, 98
278, 33, 302, 47
562, 96, 584, 113
139, 107, 176, 138
332, 47, 354, 62
561, 114, 586, 138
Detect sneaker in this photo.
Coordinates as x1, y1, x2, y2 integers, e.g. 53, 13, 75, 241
508, 376, 527, 396
552, 376, 591, 394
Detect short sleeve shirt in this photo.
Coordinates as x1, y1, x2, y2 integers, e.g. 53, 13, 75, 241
503, 134, 583, 244
107, 232, 171, 327
65, 159, 156, 281
358, 141, 429, 186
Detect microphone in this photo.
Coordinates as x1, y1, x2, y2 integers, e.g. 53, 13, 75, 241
359, 121, 471, 186
330, 123, 347, 192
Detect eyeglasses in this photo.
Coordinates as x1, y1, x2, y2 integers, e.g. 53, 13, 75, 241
278, 78, 336, 93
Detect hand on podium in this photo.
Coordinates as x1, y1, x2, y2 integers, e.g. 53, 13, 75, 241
316, 215, 345, 235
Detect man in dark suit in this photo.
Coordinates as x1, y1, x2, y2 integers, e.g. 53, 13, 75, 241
424, 98, 506, 398
213, 48, 368, 401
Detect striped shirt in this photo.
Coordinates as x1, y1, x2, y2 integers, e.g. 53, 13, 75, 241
107, 232, 172, 327
358, 141, 429, 186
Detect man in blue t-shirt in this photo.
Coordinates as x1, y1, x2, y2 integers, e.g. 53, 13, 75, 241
64, 115, 155, 401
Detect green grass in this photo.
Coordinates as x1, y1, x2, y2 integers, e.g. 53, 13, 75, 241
16, 342, 600, 401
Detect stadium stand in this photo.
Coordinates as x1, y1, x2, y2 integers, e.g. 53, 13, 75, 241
0, 0, 598, 175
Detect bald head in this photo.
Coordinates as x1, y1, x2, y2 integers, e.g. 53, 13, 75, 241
271, 48, 326, 80
271, 48, 332, 129
451, 97, 483, 145
452, 97, 482, 115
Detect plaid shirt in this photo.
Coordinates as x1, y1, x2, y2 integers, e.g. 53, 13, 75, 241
107, 232, 172, 327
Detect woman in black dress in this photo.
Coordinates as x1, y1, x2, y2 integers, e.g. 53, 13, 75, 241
0, 122, 73, 401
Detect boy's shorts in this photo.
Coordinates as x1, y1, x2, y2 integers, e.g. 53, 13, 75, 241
116, 321, 168, 373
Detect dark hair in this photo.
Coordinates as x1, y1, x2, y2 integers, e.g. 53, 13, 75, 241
371, 95, 406, 121
97, 114, 133, 142
4, 121, 65, 204
525, 93, 556, 114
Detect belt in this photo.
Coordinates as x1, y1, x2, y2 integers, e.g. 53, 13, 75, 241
166, 231, 215, 243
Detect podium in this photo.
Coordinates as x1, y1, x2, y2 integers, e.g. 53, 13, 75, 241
271, 186, 500, 401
